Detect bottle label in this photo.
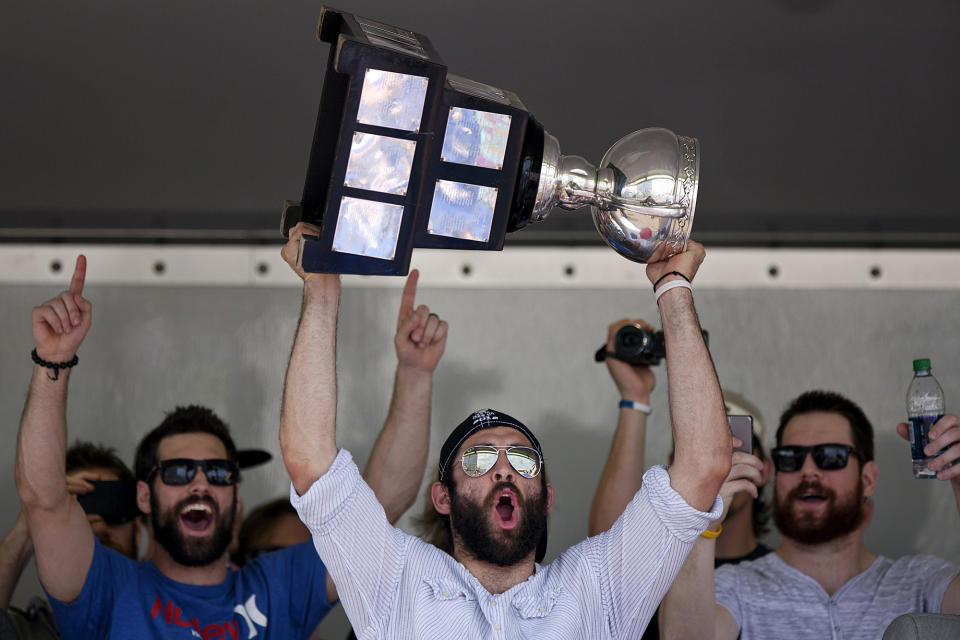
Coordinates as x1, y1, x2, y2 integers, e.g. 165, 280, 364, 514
909, 414, 943, 460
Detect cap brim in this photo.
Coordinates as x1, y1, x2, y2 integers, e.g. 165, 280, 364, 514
236, 448, 272, 469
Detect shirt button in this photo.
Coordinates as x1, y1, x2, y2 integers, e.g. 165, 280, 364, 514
441, 591, 449, 598
835, 626, 840, 631
490, 599, 497, 605
539, 606, 546, 613
494, 624, 501, 631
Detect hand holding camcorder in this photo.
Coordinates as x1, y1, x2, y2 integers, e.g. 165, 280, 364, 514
594, 324, 709, 367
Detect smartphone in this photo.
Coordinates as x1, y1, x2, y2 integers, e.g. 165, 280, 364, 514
728, 415, 753, 454
77, 480, 140, 518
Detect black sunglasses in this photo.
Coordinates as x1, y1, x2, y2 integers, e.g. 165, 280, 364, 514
770, 444, 863, 472
149, 458, 239, 486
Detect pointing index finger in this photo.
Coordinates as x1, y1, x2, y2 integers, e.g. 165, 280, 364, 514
399, 269, 420, 318
69, 255, 87, 295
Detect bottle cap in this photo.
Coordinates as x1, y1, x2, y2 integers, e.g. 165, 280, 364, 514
913, 358, 932, 372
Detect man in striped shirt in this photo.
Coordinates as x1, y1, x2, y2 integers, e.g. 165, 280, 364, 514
280, 223, 732, 638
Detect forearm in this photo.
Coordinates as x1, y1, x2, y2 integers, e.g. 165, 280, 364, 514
363, 364, 432, 523
0, 513, 32, 609
16, 367, 71, 512
281, 278, 341, 495
659, 290, 730, 510
588, 406, 648, 535
659, 537, 720, 640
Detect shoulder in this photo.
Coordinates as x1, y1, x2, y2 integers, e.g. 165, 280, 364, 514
876, 555, 959, 582
715, 553, 783, 587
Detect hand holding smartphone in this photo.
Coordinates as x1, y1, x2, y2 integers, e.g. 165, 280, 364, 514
728, 415, 754, 454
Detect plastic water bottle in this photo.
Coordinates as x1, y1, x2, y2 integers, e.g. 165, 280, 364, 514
906, 358, 945, 479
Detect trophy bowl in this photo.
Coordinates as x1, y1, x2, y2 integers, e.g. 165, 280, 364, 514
591, 128, 700, 264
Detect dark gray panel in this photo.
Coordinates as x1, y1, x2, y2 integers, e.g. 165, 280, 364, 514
1, 1, 958, 244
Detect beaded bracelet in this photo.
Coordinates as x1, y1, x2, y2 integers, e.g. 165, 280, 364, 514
31, 348, 78, 381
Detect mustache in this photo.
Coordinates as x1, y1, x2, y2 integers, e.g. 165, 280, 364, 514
786, 479, 836, 502
175, 494, 219, 516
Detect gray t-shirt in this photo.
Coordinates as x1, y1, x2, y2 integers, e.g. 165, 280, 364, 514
715, 553, 959, 640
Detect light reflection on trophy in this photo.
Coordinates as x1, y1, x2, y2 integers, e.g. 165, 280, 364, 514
284, 7, 700, 275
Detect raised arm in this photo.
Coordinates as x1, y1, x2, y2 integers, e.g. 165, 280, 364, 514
15, 256, 96, 603
649, 242, 731, 511
659, 451, 765, 639
588, 318, 656, 535
897, 413, 960, 614
0, 513, 33, 609
279, 223, 341, 496
363, 269, 447, 524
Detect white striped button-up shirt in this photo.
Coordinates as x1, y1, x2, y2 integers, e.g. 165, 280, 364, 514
291, 449, 721, 639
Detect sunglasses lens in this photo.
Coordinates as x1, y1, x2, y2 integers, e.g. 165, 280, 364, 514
507, 447, 540, 478
462, 446, 499, 477
772, 447, 803, 472
160, 461, 195, 485
204, 461, 238, 486
813, 445, 849, 470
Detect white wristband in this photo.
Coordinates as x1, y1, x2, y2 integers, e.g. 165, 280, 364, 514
654, 279, 692, 303
619, 400, 652, 414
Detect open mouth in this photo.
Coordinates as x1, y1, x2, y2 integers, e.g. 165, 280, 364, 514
179, 502, 214, 534
493, 489, 518, 530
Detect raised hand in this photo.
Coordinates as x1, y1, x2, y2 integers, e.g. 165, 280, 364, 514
395, 269, 447, 374
604, 318, 656, 401
897, 414, 960, 482
645, 239, 706, 288
31, 255, 93, 362
712, 450, 765, 527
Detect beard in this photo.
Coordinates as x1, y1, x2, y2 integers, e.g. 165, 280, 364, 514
449, 480, 548, 567
150, 491, 236, 567
773, 476, 865, 545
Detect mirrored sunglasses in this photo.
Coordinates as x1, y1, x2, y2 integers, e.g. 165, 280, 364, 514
770, 444, 863, 473
149, 458, 239, 486
461, 445, 542, 479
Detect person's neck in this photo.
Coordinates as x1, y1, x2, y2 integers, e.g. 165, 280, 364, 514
775, 528, 875, 596
151, 546, 228, 586
715, 507, 759, 560
453, 547, 536, 595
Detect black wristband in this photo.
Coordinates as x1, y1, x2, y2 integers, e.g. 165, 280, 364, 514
31, 348, 78, 381
652, 270, 691, 291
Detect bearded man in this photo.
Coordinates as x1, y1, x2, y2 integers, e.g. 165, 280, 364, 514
15, 255, 447, 639
660, 390, 960, 640
279, 223, 732, 638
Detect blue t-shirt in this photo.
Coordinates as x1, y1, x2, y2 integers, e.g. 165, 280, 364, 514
47, 538, 334, 639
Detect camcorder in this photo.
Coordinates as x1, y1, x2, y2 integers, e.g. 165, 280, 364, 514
594, 324, 709, 367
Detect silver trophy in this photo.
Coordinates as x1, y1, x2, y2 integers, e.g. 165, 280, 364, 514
284, 8, 700, 275
530, 128, 699, 263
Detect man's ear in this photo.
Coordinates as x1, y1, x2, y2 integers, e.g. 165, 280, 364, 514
545, 483, 554, 515
136, 479, 152, 514
861, 460, 879, 498
431, 482, 451, 515
760, 457, 774, 486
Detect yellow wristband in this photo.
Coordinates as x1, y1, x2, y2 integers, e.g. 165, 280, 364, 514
700, 524, 722, 539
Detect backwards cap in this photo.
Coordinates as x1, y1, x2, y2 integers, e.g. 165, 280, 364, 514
438, 409, 543, 481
